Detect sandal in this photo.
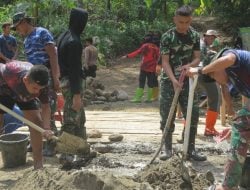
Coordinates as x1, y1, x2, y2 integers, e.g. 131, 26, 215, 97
208, 185, 216, 190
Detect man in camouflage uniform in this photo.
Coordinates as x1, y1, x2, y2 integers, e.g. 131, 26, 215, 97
188, 49, 250, 190
57, 8, 88, 163
159, 5, 206, 161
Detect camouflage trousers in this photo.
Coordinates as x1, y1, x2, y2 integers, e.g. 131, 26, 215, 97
222, 105, 250, 189
60, 77, 87, 139
159, 77, 199, 133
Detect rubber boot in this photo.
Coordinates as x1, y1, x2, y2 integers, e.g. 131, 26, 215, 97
187, 128, 207, 161
204, 110, 219, 136
145, 88, 153, 103
131, 88, 144, 103
159, 132, 172, 160
151, 87, 159, 101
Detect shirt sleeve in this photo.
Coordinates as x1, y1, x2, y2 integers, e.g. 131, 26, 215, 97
160, 32, 170, 55
127, 45, 143, 58
40, 29, 55, 47
193, 32, 200, 51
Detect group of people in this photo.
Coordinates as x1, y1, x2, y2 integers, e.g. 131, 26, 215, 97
123, 4, 250, 190
158, 5, 250, 190
0, 4, 250, 190
0, 8, 95, 169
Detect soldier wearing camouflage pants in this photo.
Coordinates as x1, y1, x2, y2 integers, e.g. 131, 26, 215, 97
57, 8, 88, 163
188, 49, 250, 190
159, 5, 207, 161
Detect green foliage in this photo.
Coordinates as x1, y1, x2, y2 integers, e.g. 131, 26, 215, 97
1, 0, 249, 62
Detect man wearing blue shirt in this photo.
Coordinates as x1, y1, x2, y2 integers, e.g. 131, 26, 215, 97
0, 22, 18, 63
188, 49, 250, 190
11, 12, 60, 156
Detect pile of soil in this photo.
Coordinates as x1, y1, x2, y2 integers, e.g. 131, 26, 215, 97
135, 156, 213, 190
10, 156, 213, 190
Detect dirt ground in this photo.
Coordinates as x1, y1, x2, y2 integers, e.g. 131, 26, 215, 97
0, 59, 239, 190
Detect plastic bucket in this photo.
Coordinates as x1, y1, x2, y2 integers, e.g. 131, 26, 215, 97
240, 153, 250, 188
0, 133, 29, 168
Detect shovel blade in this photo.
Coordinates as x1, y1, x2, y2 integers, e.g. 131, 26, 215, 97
56, 132, 90, 155
181, 160, 192, 185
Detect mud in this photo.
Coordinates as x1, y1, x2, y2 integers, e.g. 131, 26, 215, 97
3, 141, 229, 190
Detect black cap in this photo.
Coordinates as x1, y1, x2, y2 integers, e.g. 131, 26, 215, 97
28, 65, 49, 86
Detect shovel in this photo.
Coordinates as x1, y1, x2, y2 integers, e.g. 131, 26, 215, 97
180, 75, 198, 186
149, 70, 186, 164
0, 103, 90, 155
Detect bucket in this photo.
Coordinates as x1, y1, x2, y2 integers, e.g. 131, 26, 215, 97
240, 153, 250, 188
0, 133, 29, 168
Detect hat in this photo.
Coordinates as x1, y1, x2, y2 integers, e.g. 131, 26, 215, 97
204, 30, 218, 37
11, 12, 32, 30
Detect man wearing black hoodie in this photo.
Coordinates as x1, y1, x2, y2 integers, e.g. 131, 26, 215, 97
57, 8, 88, 162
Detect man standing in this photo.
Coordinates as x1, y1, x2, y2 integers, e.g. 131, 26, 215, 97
0, 61, 53, 169
159, 5, 206, 161
57, 8, 88, 162
188, 49, 250, 190
82, 37, 98, 78
11, 12, 60, 156
0, 22, 18, 63
199, 30, 221, 136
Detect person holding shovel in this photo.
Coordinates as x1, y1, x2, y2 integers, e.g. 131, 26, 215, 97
0, 61, 54, 169
187, 48, 250, 190
159, 5, 206, 161
57, 8, 89, 164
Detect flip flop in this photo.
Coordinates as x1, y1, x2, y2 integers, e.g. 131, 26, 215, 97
207, 184, 216, 190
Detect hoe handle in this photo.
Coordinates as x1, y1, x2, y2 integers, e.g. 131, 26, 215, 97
0, 103, 58, 140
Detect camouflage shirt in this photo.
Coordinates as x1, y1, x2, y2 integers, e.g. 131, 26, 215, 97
160, 27, 200, 79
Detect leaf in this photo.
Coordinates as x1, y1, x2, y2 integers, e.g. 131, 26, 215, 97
144, 0, 153, 8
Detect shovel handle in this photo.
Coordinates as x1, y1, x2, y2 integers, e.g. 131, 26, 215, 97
0, 103, 58, 140
183, 75, 198, 158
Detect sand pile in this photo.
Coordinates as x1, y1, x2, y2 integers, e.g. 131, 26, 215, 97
9, 155, 214, 190
10, 168, 143, 190
135, 156, 214, 190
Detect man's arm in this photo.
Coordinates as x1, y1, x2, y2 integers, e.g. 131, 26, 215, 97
162, 54, 181, 89
221, 84, 235, 116
45, 44, 60, 91
202, 53, 236, 74
40, 103, 51, 130
0, 52, 10, 62
189, 50, 200, 67
12, 46, 18, 60
181, 50, 200, 71
84, 47, 90, 69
